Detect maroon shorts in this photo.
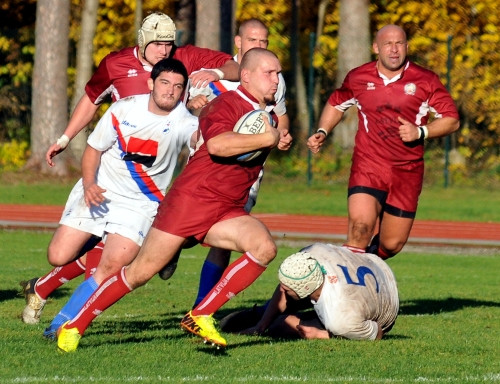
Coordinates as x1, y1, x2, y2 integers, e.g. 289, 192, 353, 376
348, 154, 424, 216
152, 187, 247, 242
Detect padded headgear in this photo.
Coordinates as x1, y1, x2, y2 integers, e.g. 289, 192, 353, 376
278, 252, 324, 299
138, 12, 176, 58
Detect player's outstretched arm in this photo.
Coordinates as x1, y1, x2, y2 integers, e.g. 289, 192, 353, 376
189, 59, 239, 88
307, 104, 343, 153
240, 284, 288, 335
46, 94, 99, 167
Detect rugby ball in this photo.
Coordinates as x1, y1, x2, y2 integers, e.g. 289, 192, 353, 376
233, 110, 273, 162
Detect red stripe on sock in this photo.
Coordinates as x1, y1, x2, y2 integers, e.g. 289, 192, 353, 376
84, 242, 104, 279
36, 261, 86, 299
342, 244, 366, 254
68, 267, 132, 335
193, 252, 266, 316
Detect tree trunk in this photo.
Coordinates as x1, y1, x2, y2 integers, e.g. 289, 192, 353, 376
291, 0, 310, 154
312, 0, 330, 123
195, 0, 220, 49
176, 0, 195, 46
69, 0, 99, 164
134, 0, 143, 34
27, 0, 70, 175
334, 0, 370, 149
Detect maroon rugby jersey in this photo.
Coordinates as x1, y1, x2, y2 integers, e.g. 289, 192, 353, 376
328, 61, 459, 165
85, 45, 232, 104
167, 86, 278, 207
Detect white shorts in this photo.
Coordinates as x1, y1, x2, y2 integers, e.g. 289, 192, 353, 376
60, 179, 159, 246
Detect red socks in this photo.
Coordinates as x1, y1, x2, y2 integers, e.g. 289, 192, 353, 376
84, 242, 104, 279
192, 252, 266, 316
35, 242, 105, 299
342, 244, 366, 254
35, 260, 86, 299
68, 267, 132, 335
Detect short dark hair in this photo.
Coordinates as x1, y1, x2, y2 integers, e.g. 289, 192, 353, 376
151, 58, 189, 88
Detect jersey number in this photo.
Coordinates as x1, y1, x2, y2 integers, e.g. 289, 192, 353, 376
337, 264, 379, 293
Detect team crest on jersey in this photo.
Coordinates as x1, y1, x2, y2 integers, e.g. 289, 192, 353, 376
404, 83, 417, 95
366, 82, 375, 90
128, 69, 138, 77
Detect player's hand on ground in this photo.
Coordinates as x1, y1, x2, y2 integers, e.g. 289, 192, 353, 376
398, 116, 420, 142
238, 325, 262, 336
307, 132, 327, 153
296, 324, 330, 339
277, 129, 292, 151
83, 183, 107, 208
45, 142, 65, 167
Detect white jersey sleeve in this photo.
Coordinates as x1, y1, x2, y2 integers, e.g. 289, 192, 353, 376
303, 243, 399, 340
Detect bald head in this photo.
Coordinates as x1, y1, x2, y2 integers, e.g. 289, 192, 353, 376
239, 48, 278, 76
235, 19, 269, 63
373, 24, 408, 77
239, 48, 281, 107
238, 18, 268, 36
375, 25, 407, 45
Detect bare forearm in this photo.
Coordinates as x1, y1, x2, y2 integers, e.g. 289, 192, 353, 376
217, 59, 239, 81
64, 94, 100, 140
254, 285, 288, 333
426, 117, 460, 139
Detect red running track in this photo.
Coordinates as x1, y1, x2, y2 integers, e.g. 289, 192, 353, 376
0, 204, 499, 248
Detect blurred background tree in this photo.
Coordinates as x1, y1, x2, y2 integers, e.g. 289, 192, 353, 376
0, 0, 498, 187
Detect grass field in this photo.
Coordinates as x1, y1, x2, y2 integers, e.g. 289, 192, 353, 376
0, 171, 498, 382
0, 230, 499, 383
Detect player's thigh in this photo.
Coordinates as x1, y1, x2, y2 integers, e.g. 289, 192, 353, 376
48, 225, 93, 265
125, 227, 185, 288
93, 234, 140, 283
205, 215, 276, 264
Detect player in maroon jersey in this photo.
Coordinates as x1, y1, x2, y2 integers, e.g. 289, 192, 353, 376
307, 24, 460, 259
46, 12, 237, 166
56, 48, 292, 351
20, 12, 237, 326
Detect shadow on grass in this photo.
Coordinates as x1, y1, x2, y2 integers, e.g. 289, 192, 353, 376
0, 286, 73, 303
79, 310, 282, 352
399, 296, 500, 315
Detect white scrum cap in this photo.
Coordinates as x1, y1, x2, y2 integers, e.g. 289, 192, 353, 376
278, 251, 324, 299
138, 12, 176, 57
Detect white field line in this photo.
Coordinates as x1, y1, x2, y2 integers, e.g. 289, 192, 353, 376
5, 373, 500, 383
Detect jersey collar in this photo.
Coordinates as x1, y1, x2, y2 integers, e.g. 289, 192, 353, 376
377, 61, 410, 85
236, 85, 275, 113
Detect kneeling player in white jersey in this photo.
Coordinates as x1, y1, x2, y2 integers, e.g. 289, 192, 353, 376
221, 243, 399, 340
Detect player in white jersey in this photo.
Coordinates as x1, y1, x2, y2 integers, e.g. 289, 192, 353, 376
221, 243, 399, 340
41, 58, 199, 338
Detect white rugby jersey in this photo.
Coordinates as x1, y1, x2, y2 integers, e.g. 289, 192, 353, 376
187, 55, 287, 116
304, 243, 399, 340
87, 94, 198, 203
